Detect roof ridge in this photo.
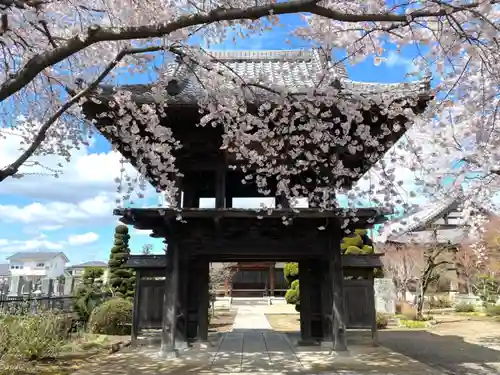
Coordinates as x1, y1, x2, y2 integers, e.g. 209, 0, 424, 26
206, 49, 320, 61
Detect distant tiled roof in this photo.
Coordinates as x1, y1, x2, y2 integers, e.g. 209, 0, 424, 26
0, 264, 9, 276
7, 252, 69, 262
378, 187, 473, 245
126, 255, 166, 268
96, 49, 431, 105
67, 261, 108, 269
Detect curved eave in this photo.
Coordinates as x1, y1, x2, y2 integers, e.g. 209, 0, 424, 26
91, 77, 432, 107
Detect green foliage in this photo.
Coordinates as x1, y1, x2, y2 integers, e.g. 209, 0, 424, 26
283, 262, 299, 285
374, 268, 384, 278
88, 298, 133, 335
108, 225, 135, 299
285, 279, 300, 307
455, 302, 476, 313
476, 274, 500, 306
282, 229, 379, 310
429, 297, 453, 309
376, 313, 389, 329
73, 267, 108, 325
485, 304, 500, 316
0, 311, 70, 364
399, 319, 428, 329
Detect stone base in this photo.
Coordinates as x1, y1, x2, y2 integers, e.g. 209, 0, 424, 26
296, 339, 319, 347
175, 340, 189, 350
158, 349, 178, 359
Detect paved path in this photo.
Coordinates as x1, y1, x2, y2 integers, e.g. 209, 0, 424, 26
231, 304, 273, 331
379, 330, 500, 375
72, 305, 444, 375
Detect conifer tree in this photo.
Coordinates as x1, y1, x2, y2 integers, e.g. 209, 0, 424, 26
108, 224, 135, 299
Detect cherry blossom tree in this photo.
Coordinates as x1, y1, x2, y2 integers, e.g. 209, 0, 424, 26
381, 244, 420, 301
1, 0, 500, 261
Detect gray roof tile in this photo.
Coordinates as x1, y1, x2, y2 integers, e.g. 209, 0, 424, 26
7, 252, 69, 262
68, 261, 108, 268
96, 49, 430, 105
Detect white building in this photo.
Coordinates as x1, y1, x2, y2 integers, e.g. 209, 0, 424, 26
6, 252, 69, 295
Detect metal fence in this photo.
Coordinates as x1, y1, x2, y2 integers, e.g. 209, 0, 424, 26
0, 295, 76, 315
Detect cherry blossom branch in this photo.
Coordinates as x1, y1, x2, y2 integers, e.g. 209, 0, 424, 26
0, 45, 168, 182
0, 0, 495, 101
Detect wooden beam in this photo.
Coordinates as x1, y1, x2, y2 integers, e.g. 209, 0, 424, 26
330, 227, 348, 351
131, 269, 142, 346
160, 242, 180, 358
215, 167, 226, 209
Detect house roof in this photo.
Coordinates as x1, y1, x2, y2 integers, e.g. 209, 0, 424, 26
67, 261, 108, 269
6, 252, 69, 263
0, 263, 9, 276
94, 49, 431, 106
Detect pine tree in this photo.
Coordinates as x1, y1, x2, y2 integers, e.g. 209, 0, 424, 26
108, 224, 135, 299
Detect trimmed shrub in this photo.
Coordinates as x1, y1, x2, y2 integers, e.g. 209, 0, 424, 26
283, 263, 299, 285
376, 313, 389, 329
455, 302, 475, 313
89, 298, 133, 335
485, 304, 500, 316
429, 297, 453, 309
285, 279, 300, 306
108, 225, 135, 299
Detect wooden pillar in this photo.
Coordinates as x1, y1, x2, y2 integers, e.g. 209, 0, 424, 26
275, 194, 290, 209
176, 254, 189, 349
298, 260, 313, 344
330, 228, 348, 351
269, 263, 276, 297
160, 242, 180, 358
183, 178, 200, 208
215, 167, 226, 209
197, 258, 210, 341
320, 262, 333, 342
369, 270, 378, 346
131, 269, 141, 346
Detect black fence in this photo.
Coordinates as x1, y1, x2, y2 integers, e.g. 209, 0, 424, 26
0, 296, 75, 315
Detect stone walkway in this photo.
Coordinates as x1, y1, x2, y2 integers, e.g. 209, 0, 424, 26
72, 305, 445, 374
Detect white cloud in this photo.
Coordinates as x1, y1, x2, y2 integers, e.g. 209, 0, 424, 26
67, 232, 99, 245
132, 229, 153, 236
0, 193, 116, 228
0, 234, 64, 253
0, 134, 156, 204
0, 231, 99, 253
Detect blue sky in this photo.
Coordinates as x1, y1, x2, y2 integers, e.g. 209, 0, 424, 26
0, 15, 424, 266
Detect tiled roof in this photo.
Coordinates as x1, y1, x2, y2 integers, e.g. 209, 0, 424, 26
67, 261, 108, 269
387, 228, 468, 245
126, 255, 166, 268
96, 49, 431, 105
6, 252, 69, 262
378, 187, 469, 244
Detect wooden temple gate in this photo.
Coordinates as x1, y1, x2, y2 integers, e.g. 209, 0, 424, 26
84, 50, 431, 357
127, 252, 380, 346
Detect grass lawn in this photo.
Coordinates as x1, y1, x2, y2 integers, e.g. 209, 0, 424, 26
265, 313, 300, 332
209, 310, 237, 333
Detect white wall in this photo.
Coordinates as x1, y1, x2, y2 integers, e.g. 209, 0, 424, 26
9, 255, 67, 278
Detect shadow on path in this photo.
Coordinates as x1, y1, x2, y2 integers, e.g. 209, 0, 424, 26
379, 330, 500, 375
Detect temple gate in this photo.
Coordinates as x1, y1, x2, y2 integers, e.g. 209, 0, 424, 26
83, 49, 431, 357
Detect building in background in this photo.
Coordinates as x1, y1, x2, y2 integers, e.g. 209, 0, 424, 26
6, 252, 69, 295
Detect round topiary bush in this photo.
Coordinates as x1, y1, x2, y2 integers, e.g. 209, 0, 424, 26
89, 298, 133, 335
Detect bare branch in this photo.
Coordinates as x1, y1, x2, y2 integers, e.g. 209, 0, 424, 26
0, 0, 494, 101
0, 45, 169, 181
